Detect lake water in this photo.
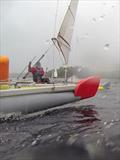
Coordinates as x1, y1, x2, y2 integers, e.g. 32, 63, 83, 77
0, 79, 120, 160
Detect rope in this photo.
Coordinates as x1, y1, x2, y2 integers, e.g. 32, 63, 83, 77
51, 0, 59, 86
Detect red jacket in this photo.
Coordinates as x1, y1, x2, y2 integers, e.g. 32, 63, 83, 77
28, 65, 44, 76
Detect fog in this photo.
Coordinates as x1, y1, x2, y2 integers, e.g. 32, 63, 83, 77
0, 0, 119, 74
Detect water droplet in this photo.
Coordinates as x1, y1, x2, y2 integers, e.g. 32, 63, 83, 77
105, 122, 114, 129
97, 139, 101, 145
99, 14, 106, 21
48, 134, 52, 137
92, 18, 97, 23
83, 134, 89, 137
45, 39, 50, 44
80, 33, 89, 40
112, 5, 115, 8
56, 136, 61, 142
22, 144, 25, 147
104, 121, 107, 125
67, 135, 77, 145
111, 119, 114, 122
104, 44, 110, 51
102, 95, 107, 99
103, 3, 106, 6
111, 147, 120, 152
106, 141, 114, 147
97, 131, 100, 134
100, 133, 104, 137
84, 33, 89, 38
31, 140, 37, 146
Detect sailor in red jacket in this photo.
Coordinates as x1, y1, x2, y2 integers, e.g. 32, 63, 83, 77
28, 61, 45, 83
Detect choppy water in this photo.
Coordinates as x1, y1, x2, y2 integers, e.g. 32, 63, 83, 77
0, 79, 120, 160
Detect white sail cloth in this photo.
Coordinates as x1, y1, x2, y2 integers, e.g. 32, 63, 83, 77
52, 0, 79, 64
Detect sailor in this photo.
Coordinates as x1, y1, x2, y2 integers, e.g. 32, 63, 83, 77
28, 61, 45, 83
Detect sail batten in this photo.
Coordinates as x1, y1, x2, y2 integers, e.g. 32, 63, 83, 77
52, 0, 79, 64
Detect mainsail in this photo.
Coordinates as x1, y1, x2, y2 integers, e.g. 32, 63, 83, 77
52, 0, 79, 64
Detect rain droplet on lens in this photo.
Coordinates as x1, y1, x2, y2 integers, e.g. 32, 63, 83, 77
84, 33, 89, 38
80, 33, 89, 40
104, 122, 106, 125
104, 44, 110, 51
112, 147, 120, 152
103, 3, 106, 6
112, 5, 115, 8
97, 139, 101, 145
31, 140, 37, 146
45, 39, 50, 44
92, 18, 97, 23
99, 14, 106, 21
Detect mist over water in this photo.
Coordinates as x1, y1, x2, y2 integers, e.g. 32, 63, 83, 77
0, 0, 119, 75
70, 1, 119, 74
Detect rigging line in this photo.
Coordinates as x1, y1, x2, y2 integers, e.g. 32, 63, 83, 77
33, 43, 53, 66
52, 0, 59, 85
52, 38, 67, 64
53, 0, 59, 37
51, 38, 65, 64
52, 37, 69, 64
57, 40, 70, 50
56, 39, 67, 64
17, 41, 52, 80
17, 56, 36, 80
58, 47, 67, 64
52, 36, 70, 50
41, 43, 53, 57
22, 44, 53, 79
69, 7, 75, 20
58, 34, 70, 48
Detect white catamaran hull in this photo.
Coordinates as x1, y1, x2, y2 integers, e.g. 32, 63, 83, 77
0, 92, 80, 113
0, 76, 100, 114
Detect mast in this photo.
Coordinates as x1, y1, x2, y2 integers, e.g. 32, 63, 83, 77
52, 0, 79, 82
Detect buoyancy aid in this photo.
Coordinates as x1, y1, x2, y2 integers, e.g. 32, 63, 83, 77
29, 66, 44, 76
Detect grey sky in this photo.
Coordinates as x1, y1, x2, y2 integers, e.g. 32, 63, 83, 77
0, 0, 119, 73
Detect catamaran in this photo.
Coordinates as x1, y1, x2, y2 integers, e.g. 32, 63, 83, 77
0, 0, 100, 114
